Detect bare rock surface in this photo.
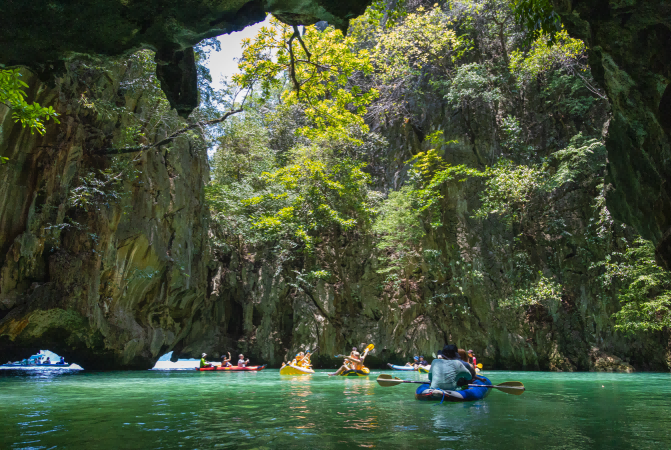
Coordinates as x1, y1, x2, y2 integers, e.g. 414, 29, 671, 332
0, 0, 373, 116
555, 0, 671, 268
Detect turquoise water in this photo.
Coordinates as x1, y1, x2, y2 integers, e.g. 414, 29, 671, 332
1, 369, 671, 449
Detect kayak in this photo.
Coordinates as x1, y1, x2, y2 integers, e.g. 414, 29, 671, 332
280, 364, 315, 375
387, 363, 430, 373
415, 376, 492, 403
0, 363, 83, 370
196, 365, 267, 372
387, 364, 415, 371
337, 367, 370, 376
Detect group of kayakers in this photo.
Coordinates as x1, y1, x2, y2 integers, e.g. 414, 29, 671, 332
429, 345, 480, 390
200, 352, 251, 369
405, 355, 430, 368
197, 344, 479, 386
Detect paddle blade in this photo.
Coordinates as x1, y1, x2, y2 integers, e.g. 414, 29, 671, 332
495, 381, 525, 395
376, 374, 403, 387
365, 344, 374, 352
476, 363, 483, 369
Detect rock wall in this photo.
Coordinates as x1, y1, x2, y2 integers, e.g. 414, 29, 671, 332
0, 0, 373, 116
555, 0, 671, 269
201, 94, 670, 372
0, 62, 212, 369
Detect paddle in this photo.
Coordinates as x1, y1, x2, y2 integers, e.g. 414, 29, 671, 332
376, 374, 525, 395
335, 344, 374, 359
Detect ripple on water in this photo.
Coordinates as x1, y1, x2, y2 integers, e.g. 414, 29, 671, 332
2, 370, 671, 449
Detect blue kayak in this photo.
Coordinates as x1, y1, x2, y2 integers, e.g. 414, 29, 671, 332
387, 364, 415, 371
415, 376, 492, 402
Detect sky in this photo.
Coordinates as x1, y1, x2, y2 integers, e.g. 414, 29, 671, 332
204, 17, 271, 90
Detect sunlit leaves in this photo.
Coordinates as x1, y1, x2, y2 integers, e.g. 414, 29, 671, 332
373, 6, 468, 83
509, 29, 587, 81
240, 146, 373, 250
593, 239, 671, 333
233, 17, 378, 144
0, 68, 60, 137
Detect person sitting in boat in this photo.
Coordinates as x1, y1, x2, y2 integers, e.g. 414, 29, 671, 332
58, 356, 66, 365
468, 350, 477, 368
330, 346, 371, 376
44, 357, 51, 365
429, 345, 472, 391
221, 352, 232, 367
405, 356, 419, 367
418, 356, 429, 367
200, 353, 212, 369
237, 354, 249, 367
458, 349, 476, 380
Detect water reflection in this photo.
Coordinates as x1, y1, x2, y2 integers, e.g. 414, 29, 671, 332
2, 370, 671, 449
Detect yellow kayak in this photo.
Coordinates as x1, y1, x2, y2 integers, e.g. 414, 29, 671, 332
338, 367, 370, 377
417, 365, 430, 373
280, 364, 315, 375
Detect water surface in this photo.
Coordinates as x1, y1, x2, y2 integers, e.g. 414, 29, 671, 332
1, 369, 670, 449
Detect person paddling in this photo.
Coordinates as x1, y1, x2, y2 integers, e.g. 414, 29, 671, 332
428, 345, 472, 391
238, 354, 249, 367
200, 353, 212, 369
405, 356, 419, 367
418, 356, 429, 367
221, 352, 232, 367
468, 350, 477, 368
330, 346, 371, 376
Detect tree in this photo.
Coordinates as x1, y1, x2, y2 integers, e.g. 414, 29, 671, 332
0, 68, 60, 162
234, 17, 378, 144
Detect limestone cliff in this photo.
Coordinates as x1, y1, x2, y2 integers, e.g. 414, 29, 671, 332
0, 0, 373, 116
0, 60, 212, 369
554, 0, 671, 269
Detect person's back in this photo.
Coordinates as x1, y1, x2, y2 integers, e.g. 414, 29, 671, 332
428, 346, 471, 391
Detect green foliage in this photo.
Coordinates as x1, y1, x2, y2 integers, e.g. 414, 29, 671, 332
509, 29, 585, 81
364, 0, 408, 28
445, 63, 501, 106
0, 68, 60, 141
373, 186, 425, 278
510, 0, 561, 44
500, 272, 562, 311
547, 134, 605, 189
234, 17, 378, 144
594, 239, 671, 333
474, 159, 545, 222
373, 6, 468, 82
240, 146, 374, 251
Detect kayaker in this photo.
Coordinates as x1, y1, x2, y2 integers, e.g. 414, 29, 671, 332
468, 350, 477, 368
458, 348, 476, 380
330, 346, 371, 376
418, 356, 429, 367
405, 356, 419, 367
200, 353, 212, 369
59, 356, 65, 365
428, 345, 472, 391
221, 352, 232, 367
237, 354, 249, 367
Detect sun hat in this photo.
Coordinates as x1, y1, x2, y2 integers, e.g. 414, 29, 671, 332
201, 353, 206, 357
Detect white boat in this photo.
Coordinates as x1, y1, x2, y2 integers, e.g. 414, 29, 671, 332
1, 351, 83, 370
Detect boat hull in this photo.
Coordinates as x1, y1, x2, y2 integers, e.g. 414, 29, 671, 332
417, 365, 430, 373
387, 364, 415, 371
280, 364, 315, 375
0, 364, 82, 370
339, 368, 370, 377
415, 376, 492, 403
196, 365, 267, 372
